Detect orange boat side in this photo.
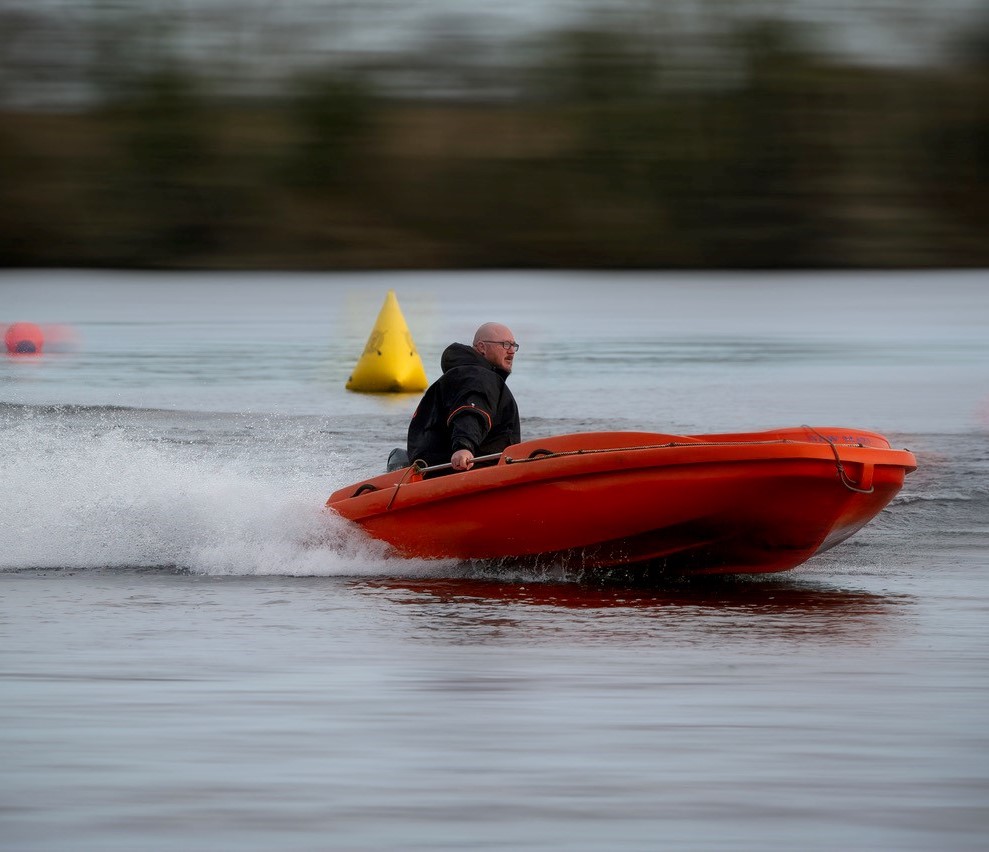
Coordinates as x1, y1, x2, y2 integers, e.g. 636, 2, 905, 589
325, 428, 917, 574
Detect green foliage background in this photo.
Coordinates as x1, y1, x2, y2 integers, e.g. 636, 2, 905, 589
1, 7, 986, 269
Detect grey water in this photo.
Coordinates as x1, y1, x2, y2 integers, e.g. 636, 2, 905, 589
1, 270, 987, 851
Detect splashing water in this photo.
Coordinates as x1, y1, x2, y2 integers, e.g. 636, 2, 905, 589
0, 406, 436, 576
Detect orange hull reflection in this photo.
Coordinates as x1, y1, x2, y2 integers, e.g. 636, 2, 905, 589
326, 427, 917, 576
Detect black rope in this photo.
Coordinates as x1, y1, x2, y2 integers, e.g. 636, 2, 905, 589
802, 426, 875, 494
504, 438, 792, 465
504, 431, 877, 495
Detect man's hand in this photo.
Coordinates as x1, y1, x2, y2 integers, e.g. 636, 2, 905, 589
451, 449, 475, 471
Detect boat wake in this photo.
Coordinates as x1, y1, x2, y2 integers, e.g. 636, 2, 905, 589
0, 407, 443, 577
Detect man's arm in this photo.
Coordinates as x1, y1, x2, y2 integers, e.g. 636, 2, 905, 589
445, 373, 500, 469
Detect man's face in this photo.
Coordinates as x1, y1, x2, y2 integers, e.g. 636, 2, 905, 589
477, 330, 518, 373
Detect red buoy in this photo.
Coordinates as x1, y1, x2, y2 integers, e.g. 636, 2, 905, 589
4, 322, 45, 355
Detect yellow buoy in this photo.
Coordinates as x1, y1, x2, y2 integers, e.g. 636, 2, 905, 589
346, 290, 428, 393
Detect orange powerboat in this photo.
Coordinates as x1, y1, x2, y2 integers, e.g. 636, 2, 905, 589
326, 427, 917, 576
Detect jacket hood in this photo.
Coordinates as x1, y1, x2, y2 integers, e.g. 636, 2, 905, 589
440, 342, 510, 379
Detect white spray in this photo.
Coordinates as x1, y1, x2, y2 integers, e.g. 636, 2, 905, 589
0, 408, 442, 577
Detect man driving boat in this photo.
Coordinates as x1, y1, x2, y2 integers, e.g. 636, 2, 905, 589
402, 322, 521, 472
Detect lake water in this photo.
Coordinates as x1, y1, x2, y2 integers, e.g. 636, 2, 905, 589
2, 270, 988, 850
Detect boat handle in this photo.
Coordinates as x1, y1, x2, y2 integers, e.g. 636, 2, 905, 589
382, 452, 505, 512
414, 452, 503, 475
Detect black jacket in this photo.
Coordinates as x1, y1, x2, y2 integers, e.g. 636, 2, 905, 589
407, 343, 521, 467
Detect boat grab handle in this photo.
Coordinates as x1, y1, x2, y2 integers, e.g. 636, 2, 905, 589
414, 452, 503, 475
383, 452, 505, 511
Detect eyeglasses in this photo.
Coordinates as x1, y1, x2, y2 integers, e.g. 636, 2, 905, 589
482, 340, 520, 352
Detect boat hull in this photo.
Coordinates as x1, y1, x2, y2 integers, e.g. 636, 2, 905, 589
326, 427, 916, 575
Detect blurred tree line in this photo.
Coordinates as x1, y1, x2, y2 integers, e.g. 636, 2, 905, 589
0, 4, 986, 269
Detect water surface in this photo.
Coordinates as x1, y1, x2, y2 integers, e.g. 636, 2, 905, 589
1, 270, 987, 850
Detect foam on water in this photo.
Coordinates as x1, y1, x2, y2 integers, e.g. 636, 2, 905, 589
0, 407, 446, 577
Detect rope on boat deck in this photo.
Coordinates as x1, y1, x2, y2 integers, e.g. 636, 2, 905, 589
802, 426, 875, 494
506, 431, 875, 495
505, 438, 796, 464
385, 459, 427, 510
363, 432, 875, 503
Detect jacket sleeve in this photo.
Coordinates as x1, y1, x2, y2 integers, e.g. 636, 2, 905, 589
446, 370, 500, 453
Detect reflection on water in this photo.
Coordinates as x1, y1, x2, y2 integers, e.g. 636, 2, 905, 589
3, 567, 984, 852
363, 575, 909, 646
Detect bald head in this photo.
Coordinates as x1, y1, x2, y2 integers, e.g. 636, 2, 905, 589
473, 322, 518, 374
473, 322, 512, 346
